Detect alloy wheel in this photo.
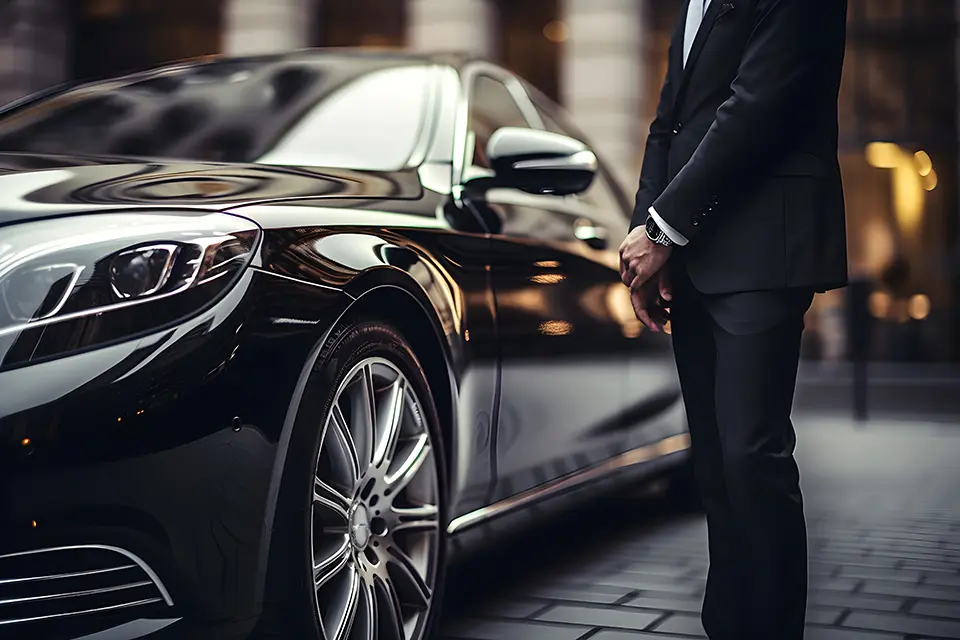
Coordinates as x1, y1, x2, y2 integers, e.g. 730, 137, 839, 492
312, 357, 441, 640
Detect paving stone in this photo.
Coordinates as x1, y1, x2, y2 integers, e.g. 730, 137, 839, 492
586, 572, 701, 594
650, 612, 706, 636
535, 604, 662, 631
619, 562, 698, 579
807, 591, 905, 613
810, 576, 862, 592
861, 579, 960, 601
910, 599, 960, 619
468, 600, 548, 619
806, 607, 845, 625
803, 627, 901, 640
843, 611, 960, 637
588, 632, 690, 640
441, 618, 589, 640
837, 565, 922, 582
924, 572, 960, 588
520, 583, 634, 604
621, 594, 703, 614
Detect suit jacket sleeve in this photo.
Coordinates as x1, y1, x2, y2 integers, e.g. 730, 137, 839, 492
630, 38, 680, 232
650, 0, 819, 242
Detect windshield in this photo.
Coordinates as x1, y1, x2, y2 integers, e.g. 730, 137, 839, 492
0, 55, 435, 172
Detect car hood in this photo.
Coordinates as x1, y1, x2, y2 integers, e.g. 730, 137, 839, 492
0, 152, 423, 226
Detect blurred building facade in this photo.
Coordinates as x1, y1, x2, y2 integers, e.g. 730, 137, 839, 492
0, 0, 958, 362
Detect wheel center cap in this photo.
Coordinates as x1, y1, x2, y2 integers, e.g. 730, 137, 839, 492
349, 505, 371, 549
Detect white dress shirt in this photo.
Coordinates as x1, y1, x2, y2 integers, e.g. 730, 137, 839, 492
648, 0, 712, 246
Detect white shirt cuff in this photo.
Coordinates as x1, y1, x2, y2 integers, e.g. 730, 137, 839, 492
648, 206, 689, 246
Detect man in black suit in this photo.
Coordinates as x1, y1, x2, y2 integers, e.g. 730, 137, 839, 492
618, 1, 848, 638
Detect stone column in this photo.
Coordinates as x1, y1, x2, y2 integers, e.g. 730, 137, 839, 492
560, 0, 648, 190
407, 0, 495, 58
222, 0, 315, 56
0, 0, 70, 106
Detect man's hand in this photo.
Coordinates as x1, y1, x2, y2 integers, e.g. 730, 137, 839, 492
619, 226, 672, 290
630, 270, 672, 333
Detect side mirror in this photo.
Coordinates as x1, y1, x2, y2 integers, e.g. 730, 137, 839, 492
485, 127, 598, 196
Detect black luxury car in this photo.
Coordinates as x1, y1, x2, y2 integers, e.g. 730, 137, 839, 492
0, 50, 690, 640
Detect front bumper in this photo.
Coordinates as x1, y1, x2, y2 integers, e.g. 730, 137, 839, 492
0, 269, 347, 639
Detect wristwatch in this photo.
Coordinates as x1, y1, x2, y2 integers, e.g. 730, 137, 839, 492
645, 215, 674, 247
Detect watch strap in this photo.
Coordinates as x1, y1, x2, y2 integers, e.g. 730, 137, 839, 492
645, 216, 674, 247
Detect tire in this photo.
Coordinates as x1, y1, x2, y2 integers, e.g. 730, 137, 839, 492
256, 320, 448, 640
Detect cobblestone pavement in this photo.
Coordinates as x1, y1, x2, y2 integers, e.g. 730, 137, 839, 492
439, 414, 960, 639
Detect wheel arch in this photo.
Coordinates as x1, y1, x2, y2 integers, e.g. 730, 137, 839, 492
339, 275, 460, 481
256, 250, 464, 614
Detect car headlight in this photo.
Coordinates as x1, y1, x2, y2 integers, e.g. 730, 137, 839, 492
0, 210, 260, 369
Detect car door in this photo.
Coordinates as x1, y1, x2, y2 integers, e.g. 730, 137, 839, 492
458, 66, 654, 505
526, 90, 683, 451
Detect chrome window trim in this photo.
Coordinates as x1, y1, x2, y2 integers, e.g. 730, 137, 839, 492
450, 62, 548, 201
405, 64, 447, 169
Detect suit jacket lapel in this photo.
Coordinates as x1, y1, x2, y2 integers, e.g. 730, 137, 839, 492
669, 0, 692, 92
674, 0, 723, 109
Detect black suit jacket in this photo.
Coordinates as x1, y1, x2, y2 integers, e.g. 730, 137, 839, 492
631, 0, 849, 295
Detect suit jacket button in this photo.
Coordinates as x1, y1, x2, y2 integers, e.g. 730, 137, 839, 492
673, 123, 682, 135
691, 216, 701, 226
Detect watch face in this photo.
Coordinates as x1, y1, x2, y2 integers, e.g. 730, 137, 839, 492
646, 216, 659, 235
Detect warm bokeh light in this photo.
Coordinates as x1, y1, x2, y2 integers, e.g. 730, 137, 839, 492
865, 142, 927, 236
529, 273, 566, 285
861, 219, 896, 274
914, 150, 933, 176
865, 142, 901, 168
909, 294, 931, 321
869, 291, 892, 318
539, 320, 573, 336
543, 20, 569, 43
20, 437, 31, 447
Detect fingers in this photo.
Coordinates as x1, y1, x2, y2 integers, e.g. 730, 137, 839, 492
630, 286, 661, 333
659, 269, 673, 302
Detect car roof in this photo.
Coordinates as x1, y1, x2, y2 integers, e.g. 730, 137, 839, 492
125, 48, 481, 79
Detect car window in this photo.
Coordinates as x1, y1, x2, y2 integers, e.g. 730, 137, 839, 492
467, 75, 530, 169
258, 65, 432, 170
0, 59, 434, 172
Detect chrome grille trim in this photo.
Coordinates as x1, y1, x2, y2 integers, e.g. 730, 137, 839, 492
0, 580, 153, 606
0, 544, 174, 627
0, 564, 137, 586
0, 598, 164, 627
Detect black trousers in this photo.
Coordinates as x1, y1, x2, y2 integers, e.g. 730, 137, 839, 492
670, 268, 814, 640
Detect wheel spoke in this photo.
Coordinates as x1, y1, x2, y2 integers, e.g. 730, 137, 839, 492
363, 579, 378, 640
331, 567, 361, 640
357, 364, 377, 463
385, 434, 430, 489
379, 576, 407, 640
329, 404, 362, 487
314, 478, 351, 523
373, 377, 406, 469
390, 504, 439, 536
386, 544, 432, 610
314, 536, 350, 590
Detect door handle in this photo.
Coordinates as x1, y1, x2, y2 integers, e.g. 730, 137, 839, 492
573, 218, 608, 250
